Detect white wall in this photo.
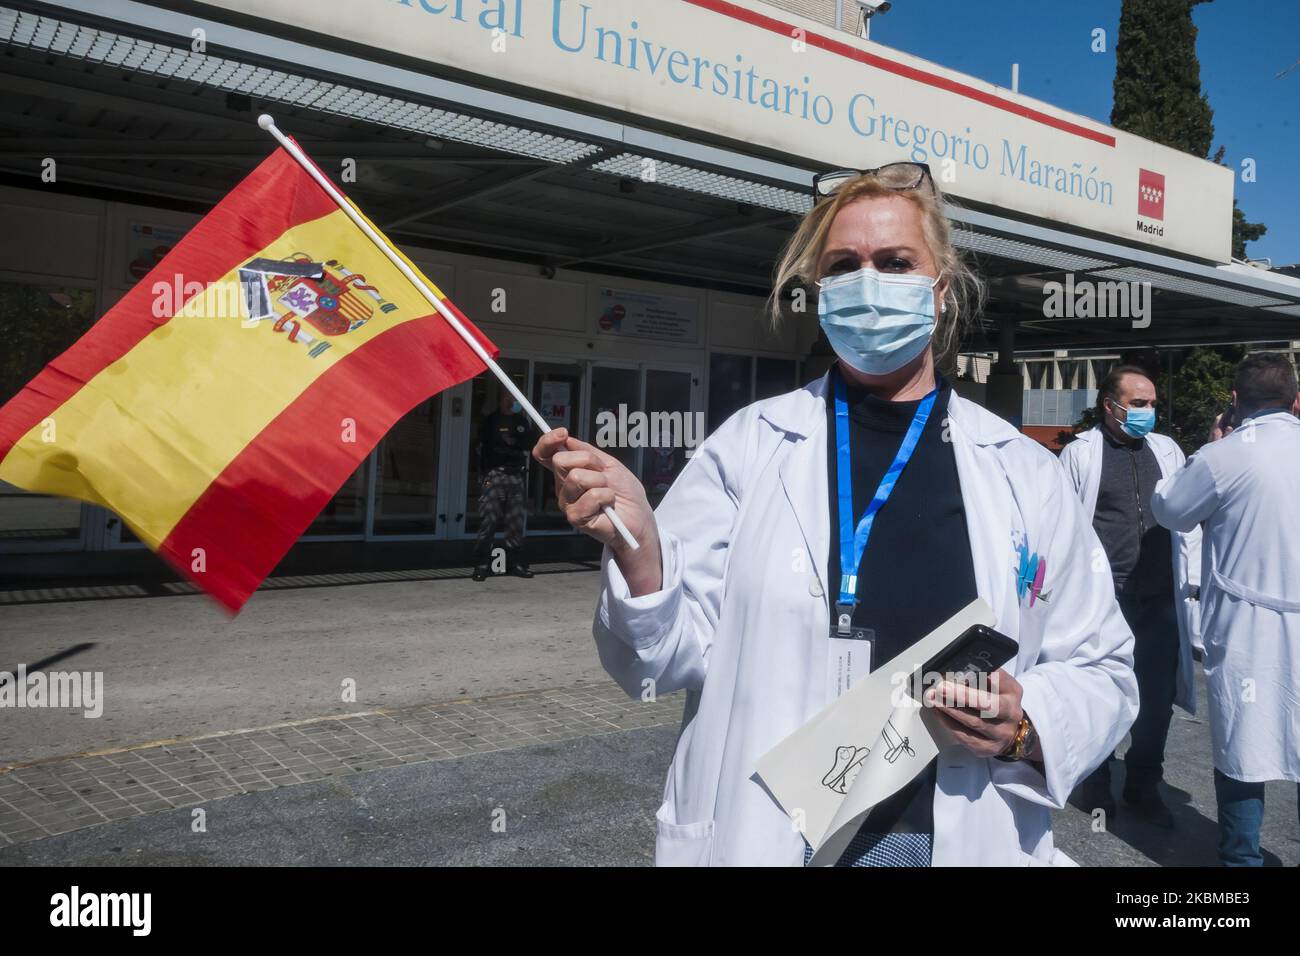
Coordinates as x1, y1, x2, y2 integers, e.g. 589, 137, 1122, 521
0, 184, 810, 385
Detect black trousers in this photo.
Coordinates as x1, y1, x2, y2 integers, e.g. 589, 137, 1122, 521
473, 468, 526, 565
1092, 591, 1180, 790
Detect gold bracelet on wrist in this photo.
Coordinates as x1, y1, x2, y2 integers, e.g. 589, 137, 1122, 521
995, 715, 1031, 762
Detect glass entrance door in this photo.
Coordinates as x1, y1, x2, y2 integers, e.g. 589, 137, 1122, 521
463, 357, 529, 537
372, 396, 443, 535
528, 361, 583, 530
453, 356, 700, 541
641, 368, 694, 507
587, 364, 640, 472
588, 362, 698, 508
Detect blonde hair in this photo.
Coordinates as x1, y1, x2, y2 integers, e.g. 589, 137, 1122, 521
769, 168, 985, 366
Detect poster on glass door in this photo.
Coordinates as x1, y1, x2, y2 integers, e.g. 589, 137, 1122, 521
539, 380, 571, 430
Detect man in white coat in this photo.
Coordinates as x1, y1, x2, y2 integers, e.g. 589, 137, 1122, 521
1059, 365, 1201, 828
1152, 352, 1300, 866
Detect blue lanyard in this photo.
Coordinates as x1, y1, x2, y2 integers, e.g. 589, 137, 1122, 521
834, 373, 936, 610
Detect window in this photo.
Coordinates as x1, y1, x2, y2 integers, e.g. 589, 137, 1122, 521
372, 397, 442, 535
1025, 361, 1051, 390
756, 356, 798, 401
708, 353, 752, 434
0, 281, 97, 546
641, 368, 693, 507
1091, 359, 1116, 391
708, 352, 798, 434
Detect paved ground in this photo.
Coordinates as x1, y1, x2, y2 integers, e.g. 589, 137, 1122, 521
0, 703, 678, 866
0, 562, 607, 762
1, 568, 1296, 866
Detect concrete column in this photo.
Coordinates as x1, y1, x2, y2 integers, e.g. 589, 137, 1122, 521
985, 317, 1024, 427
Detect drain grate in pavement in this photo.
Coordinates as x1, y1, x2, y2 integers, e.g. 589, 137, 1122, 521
0, 682, 681, 847
0, 561, 600, 605
0, 584, 153, 603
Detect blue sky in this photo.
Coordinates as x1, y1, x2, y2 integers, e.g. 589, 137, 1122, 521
867, 0, 1299, 265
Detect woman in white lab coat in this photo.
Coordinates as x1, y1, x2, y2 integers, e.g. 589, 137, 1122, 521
533, 163, 1137, 866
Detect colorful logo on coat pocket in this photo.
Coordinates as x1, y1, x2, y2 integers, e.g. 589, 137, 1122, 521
1015, 538, 1051, 606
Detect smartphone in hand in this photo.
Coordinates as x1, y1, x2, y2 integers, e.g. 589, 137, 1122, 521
911, 624, 1018, 705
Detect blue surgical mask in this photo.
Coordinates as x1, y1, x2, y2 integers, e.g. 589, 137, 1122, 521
817, 268, 941, 376
1113, 401, 1156, 438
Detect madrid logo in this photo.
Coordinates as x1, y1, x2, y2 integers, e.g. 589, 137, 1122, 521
1136, 168, 1165, 238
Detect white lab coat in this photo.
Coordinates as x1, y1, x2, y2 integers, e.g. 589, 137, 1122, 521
594, 375, 1138, 866
1058, 427, 1203, 713
1151, 412, 1300, 784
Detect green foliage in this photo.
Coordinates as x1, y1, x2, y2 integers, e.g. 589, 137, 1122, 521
1168, 346, 1241, 452
1231, 201, 1268, 259
1111, 0, 1217, 157
1056, 407, 1099, 448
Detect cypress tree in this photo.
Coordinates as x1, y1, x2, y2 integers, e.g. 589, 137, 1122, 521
1111, 0, 1216, 155
1230, 203, 1268, 260
1111, 0, 1266, 257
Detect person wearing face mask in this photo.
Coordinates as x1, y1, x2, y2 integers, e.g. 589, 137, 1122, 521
1059, 367, 1202, 828
471, 387, 534, 581
532, 162, 1136, 866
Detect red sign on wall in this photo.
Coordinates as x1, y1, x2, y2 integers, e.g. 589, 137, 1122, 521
1138, 169, 1166, 221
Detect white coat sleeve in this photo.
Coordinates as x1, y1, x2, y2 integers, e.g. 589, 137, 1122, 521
1168, 443, 1203, 588
989, 448, 1138, 809
1057, 439, 1084, 497
1152, 451, 1220, 532
591, 412, 744, 699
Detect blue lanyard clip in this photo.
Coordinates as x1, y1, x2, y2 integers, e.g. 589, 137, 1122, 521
834, 601, 855, 636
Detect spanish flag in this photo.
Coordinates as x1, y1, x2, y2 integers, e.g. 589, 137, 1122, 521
0, 146, 497, 612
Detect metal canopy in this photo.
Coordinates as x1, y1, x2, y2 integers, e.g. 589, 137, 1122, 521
3, 0, 1299, 355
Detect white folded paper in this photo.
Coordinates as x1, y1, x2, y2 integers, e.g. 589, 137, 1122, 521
754, 598, 996, 865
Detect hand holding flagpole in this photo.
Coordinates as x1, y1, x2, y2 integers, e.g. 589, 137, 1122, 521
258, 115, 639, 551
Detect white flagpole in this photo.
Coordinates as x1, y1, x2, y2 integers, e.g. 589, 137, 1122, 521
257, 115, 639, 551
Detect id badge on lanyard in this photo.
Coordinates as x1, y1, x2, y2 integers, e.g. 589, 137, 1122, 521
827, 373, 936, 699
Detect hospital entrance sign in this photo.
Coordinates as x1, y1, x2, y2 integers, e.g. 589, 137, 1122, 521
197, 0, 1235, 263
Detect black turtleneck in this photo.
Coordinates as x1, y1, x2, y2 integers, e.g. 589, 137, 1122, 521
823, 366, 978, 841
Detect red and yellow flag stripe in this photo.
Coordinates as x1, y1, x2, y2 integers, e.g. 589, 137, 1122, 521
0, 149, 497, 611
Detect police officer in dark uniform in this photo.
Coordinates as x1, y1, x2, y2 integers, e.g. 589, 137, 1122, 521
472, 389, 533, 581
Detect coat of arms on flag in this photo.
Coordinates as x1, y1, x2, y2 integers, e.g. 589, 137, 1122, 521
239, 254, 399, 358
